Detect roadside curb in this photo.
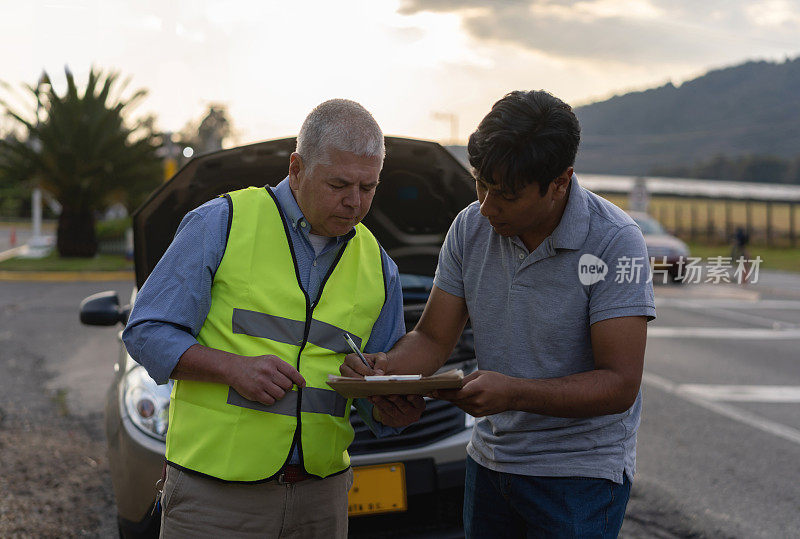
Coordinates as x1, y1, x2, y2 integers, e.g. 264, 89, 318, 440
654, 283, 761, 301
0, 270, 134, 282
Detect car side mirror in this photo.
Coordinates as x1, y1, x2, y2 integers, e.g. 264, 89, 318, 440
80, 291, 130, 326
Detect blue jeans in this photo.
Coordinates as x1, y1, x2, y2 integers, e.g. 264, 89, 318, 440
463, 456, 631, 538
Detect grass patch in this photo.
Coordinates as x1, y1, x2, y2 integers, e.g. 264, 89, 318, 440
96, 217, 131, 241
52, 388, 70, 417
687, 242, 800, 273
0, 251, 132, 271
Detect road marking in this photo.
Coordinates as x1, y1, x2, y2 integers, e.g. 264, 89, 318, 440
656, 298, 800, 329
654, 297, 800, 331
648, 327, 800, 339
0, 245, 29, 263
643, 373, 800, 446
655, 285, 760, 301
696, 306, 797, 330
656, 298, 800, 310
677, 384, 800, 403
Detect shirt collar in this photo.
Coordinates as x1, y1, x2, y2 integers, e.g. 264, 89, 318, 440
272, 177, 356, 243
549, 173, 590, 250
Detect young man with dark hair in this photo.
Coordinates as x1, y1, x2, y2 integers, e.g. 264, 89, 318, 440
342, 90, 656, 537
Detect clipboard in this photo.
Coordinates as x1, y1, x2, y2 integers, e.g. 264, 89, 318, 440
326, 369, 464, 398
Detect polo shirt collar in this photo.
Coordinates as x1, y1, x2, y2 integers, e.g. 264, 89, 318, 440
271, 177, 356, 243
549, 173, 590, 250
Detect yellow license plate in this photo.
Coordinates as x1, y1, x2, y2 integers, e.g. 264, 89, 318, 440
348, 462, 407, 516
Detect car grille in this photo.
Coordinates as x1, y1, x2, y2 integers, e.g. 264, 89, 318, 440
348, 398, 467, 455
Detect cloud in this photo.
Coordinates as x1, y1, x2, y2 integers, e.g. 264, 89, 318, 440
746, 0, 800, 26
397, 0, 800, 66
397, 0, 505, 14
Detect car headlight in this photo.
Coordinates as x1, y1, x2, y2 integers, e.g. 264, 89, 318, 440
122, 366, 171, 441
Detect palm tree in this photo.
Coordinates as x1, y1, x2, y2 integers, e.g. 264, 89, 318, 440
0, 67, 162, 257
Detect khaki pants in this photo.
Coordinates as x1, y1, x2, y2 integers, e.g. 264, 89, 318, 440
160, 466, 353, 539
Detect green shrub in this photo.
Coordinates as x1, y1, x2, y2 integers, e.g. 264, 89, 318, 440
95, 217, 131, 241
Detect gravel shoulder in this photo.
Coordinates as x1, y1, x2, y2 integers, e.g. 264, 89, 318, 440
0, 281, 129, 537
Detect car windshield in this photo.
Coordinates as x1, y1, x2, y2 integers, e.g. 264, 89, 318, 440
633, 216, 666, 235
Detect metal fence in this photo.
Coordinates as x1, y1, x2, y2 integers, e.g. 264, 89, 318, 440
582, 175, 800, 247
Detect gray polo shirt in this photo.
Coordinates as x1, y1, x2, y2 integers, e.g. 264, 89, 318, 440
434, 175, 656, 484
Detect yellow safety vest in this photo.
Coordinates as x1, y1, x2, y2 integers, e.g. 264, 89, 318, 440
165, 186, 386, 481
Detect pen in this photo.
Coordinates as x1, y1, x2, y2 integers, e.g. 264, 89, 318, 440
342, 332, 372, 371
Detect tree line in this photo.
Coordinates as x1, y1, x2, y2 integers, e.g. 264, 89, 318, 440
651, 153, 800, 184
575, 57, 800, 176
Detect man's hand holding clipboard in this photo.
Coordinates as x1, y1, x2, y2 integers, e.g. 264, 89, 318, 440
336, 348, 456, 428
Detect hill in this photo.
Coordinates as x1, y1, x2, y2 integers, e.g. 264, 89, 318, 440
574, 57, 800, 176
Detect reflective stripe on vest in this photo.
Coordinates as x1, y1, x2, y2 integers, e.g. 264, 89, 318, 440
232, 308, 363, 352
165, 186, 386, 482
226, 387, 347, 417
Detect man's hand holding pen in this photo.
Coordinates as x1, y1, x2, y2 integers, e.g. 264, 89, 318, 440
340, 350, 390, 378
339, 350, 425, 428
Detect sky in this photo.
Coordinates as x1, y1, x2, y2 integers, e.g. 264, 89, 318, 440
1, 0, 799, 145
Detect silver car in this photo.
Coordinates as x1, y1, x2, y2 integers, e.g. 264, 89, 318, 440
628, 211, 691, 283
80, 136, 478, 538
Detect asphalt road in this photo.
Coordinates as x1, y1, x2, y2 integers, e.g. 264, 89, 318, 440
1, 273, 799, 537
621, 275, 800, 538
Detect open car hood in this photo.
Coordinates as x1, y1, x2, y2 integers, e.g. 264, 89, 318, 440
133, 136, 476, 289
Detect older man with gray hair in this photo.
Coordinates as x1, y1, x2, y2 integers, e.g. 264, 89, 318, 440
123, 99, 424, 538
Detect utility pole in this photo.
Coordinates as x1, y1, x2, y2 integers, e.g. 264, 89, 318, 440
26, 73, 52, 258
431, 112, 459, 145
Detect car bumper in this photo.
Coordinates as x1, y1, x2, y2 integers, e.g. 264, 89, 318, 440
348, 458, 467, 538
105, 381, 166, 530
